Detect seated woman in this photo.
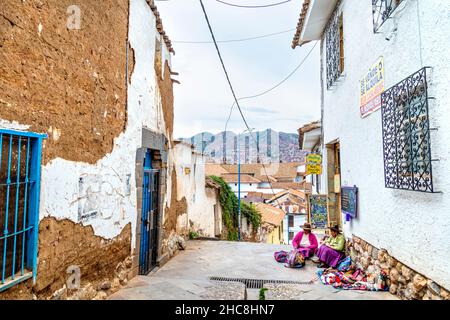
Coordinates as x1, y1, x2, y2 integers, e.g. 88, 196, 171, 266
316, 225, 345, 268
292, 223, 318, 258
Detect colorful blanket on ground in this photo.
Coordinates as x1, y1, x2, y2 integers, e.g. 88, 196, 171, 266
274, 249, 305, 269
317, 257, 388, 291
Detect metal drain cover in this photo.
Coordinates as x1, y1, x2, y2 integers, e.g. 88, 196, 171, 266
209, 276, 313, 289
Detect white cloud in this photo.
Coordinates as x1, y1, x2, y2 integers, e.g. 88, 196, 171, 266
157, 0, 320, 138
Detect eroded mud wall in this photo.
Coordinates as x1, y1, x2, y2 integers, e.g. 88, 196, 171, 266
0, 0, 129, 164
1, 0, 176, 298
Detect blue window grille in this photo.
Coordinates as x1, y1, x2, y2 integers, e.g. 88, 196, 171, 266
0, 129, 46, 292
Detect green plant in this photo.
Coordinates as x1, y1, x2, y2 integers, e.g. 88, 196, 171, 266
259, 288, 268, 300
208, 175, 261, 241
189, 231, 199, 239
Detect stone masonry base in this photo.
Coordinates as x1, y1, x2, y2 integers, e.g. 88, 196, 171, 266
347, 235, 449, 300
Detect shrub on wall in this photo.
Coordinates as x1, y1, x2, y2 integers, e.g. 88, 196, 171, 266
208, 175, 261, 240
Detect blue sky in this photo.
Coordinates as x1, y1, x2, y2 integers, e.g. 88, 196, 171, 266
156, 0, 320, 138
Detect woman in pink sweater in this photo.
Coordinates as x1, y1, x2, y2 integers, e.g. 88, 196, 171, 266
292, 223, 318, 258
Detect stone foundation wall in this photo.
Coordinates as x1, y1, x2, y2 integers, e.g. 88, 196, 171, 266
348, 235, 449, 300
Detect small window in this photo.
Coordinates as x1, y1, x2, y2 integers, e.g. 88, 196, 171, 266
288, 215, 294, 228
0, 129, 46, 291
289, 232, 294, 241
325, 8, 344, 89
372, 0, 403, 33
381, 67, 434, 192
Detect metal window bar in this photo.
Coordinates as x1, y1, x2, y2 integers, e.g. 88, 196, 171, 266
381, 67, 434, 193
0, 129, 46, 292
372, 0, 403, 33
325, 7, 344, 90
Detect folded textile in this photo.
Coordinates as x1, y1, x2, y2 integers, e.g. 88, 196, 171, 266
317, 267, 388, 291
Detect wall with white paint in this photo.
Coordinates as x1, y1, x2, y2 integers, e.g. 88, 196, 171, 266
31, 0, 173, 251
283, 214, 308, 245
320, 0, 450, 289
229, 182, 259, 198
172, 142, 219, 237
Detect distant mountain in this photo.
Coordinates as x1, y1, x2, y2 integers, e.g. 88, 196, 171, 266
181, 129, 307, 164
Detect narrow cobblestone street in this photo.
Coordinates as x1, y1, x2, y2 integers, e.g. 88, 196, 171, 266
110, 240, 397, 300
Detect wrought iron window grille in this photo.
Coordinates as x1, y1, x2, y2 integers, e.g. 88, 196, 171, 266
381, 67, 437, 193
372, 0, 404, 33
325, 6, 344, 90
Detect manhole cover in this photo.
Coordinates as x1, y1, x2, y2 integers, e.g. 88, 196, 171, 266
209, 276, 313, 289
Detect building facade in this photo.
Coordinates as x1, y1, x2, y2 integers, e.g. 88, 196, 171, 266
292, 0, 450, 298
0, 0, 191, 299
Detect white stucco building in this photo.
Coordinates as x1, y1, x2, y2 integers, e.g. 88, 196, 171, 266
292, 0, 450, 294
172, 141, 222, 238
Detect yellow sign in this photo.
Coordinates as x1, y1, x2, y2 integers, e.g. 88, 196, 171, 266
360, 56, 385, 118
306, 154, 322, 175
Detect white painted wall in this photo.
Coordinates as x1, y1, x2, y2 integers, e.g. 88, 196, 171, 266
173, 143, 219, 237
31, 0, 173, 251
320, 0, 450, 289
229, 182, 259, 198
283, 214, 308, 245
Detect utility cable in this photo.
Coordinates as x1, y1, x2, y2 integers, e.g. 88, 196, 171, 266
224, 40, 318, 133
199, 0, 284, 206
173, 28, 295, 44
216, 0, 292, 9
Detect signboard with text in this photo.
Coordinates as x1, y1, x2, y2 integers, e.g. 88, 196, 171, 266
306, 154, 322, 175
360, 57, 384, 118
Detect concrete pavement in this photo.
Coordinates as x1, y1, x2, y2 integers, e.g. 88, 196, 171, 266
109, 240, 398, 300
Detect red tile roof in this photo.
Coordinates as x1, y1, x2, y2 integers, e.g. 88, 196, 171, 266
255, 203, 286, 227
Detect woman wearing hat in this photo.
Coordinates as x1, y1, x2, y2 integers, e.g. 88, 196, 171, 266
316, 225, 345, 268
292, 223, 318, 258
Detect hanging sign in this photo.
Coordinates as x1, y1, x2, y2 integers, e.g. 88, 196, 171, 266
308, 195, 328, 229
341, 186, 358, 220
360, 56, 384, 118
306, 153, 322, 175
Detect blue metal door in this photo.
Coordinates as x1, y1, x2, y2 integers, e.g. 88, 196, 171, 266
139, 151, 159, 275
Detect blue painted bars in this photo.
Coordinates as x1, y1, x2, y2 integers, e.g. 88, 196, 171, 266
0, 129, 46, 292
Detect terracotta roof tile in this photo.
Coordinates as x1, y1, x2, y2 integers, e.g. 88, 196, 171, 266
255, 203, 286, 227
221, 174, 261, 184
147, 0, 175, 54
291, 0, 312, 49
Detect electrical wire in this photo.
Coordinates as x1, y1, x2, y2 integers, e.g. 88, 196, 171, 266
173, 28, 295, 44
199, 0, 284, 205
216, 0, 292, 9
224, 40, 318, 133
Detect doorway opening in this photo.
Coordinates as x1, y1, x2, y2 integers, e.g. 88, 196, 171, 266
326, 141, 342, 229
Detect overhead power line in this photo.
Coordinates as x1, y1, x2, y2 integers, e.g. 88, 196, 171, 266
224, 40, 318, 133
173, 28, 295, 44
216, 0, 292, 9
198, 0, 251, 130
199, 0, 284, 205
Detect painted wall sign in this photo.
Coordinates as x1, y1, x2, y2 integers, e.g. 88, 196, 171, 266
360, 56, 384, 118
341, 186, 358, 220
306, 153, 322, 175
308, 195, 328, 229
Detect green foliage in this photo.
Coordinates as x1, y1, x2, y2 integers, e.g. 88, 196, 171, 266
259, 288, 268, 300
189, 231, 199, 240
241, 202, 261, 230
208, 175, 261, 241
